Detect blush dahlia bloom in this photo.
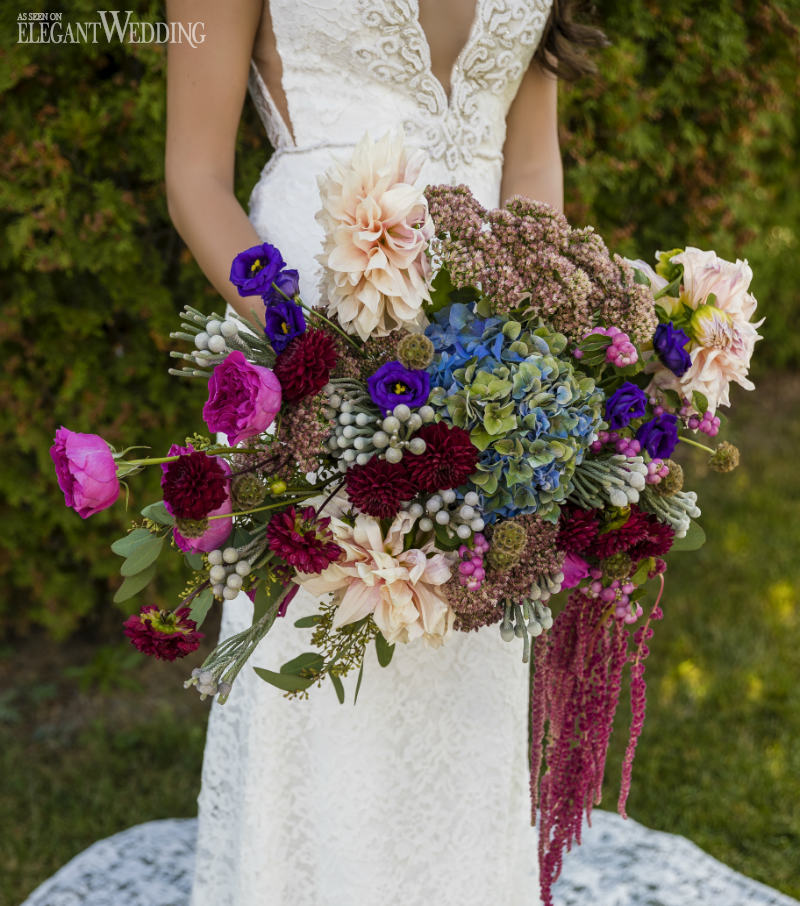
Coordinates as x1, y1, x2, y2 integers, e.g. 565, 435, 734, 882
203, 351, 282, 446
50, 427, 120, 518
296, 512, 455, 648
646, 248, 763, 412
123, 605, 203, 661
316, 130, 434, 341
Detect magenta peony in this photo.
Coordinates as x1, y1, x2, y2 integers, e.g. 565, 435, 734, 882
50, 426, 120, 518
203, 350, 282, 446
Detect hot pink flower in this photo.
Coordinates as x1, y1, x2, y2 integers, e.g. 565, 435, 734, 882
203, 350, 282, 446
50, 427, 120, 518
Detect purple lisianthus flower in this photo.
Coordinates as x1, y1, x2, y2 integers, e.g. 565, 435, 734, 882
367, 360, 430, 413
604, 381, 648, 430
636, 413, 680, 459
203, 350, 282, 446
264, 298, 306, 353
653, 322, 692, 376
50, 427, 120, 518
229, 242, 285, 298
262, 268, 300, 307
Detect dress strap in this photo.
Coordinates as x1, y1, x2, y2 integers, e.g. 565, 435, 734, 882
247, 60, 296, 151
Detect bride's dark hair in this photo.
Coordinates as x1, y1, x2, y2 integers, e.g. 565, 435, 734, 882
534, 0, 609, 80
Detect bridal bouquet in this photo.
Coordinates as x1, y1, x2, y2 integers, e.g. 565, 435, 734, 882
51, 132, 762, 903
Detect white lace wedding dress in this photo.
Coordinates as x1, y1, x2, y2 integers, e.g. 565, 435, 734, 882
192, 2, 552, 905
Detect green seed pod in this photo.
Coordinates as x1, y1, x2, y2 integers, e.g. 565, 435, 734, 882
487, 520, 528, 571
397, 332, 435, 371
654, 459, 684, 496
601, 551, 633, 582
175, 517, 209, 539
709, 441, 740, 473
232, 473, 268, 508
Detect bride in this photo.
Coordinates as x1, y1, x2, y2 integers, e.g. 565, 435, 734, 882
164, 2, 603, 903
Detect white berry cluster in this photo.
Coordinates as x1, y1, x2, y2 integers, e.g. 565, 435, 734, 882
193, 317, 240, 357
399, 489, 485, 541
207, 547, 252, 600
323, 381, 434, 469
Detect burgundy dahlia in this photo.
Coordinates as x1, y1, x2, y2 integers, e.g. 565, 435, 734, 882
161, 448, 228, 520
345, 457, 415, 519
123, 605, 203, 661
626, 514, 675, 561
586, 506, 653, 560
273, 328, 338, 402
266, 505, 342, 574
403, 422, 478, 492
557, 506, 600, 554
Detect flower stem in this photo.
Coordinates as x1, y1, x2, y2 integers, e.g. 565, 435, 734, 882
123, 446, 269, 467
678, 435, 714, 455
294, 296, 364, 355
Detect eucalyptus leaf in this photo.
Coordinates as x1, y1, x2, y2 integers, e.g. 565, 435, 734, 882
330, 673, 345, 705
184, 552, 204, 571
253, 667, 316, 693
188, 588, 214, 628
120, 534, 165, 576
631, 557, 655, 587
140, 501, 174, 526
692, 390, 709, 415
280, 652, 324, 676
113, 563, 157, 604
375, 633, 395, 668
294, 615, 323, 629
353, 659, 365, 705
670, 520, 707, 552
110, 528, 154, 558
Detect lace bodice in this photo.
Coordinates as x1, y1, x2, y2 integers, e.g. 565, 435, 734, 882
249, 0, 552, 173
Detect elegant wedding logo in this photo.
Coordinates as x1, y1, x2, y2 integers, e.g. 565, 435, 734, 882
16, 10, 206, 46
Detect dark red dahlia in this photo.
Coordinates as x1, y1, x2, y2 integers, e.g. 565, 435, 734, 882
266, 505, 342, 574
557, 506, 600, 554
273, 328, 338, 402
161, 450, 228, 520
403, 422, 478, 493
123, 605, 203, 661
345, 457, 415, 519
586, 506, 653, 560
626, 514, 675, 561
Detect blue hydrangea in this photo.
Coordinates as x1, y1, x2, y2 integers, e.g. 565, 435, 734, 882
426, 305, 604, 522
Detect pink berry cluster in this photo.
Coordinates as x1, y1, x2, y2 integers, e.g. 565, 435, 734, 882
688, 410, 720, 436
645, 458, 670, 485
457, 533, 489, 591
587, 326, 638, 367
587, 567, 642, 624
590, 429, 642, 456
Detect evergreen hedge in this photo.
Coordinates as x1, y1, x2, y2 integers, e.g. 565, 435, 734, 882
1, 0, 797, 637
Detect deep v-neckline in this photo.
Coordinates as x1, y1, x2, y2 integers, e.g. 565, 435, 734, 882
411, 0, 483, 110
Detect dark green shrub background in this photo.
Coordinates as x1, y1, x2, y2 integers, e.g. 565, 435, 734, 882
0, 0, 797, 638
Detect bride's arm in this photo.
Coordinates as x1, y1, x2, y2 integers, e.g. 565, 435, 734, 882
500, 62, 563, 211
165, 0, 266, 323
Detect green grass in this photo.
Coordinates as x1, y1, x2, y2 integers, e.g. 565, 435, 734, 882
1, 373, 799, 904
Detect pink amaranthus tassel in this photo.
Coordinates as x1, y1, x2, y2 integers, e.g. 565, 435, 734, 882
530, 589, 629, 906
